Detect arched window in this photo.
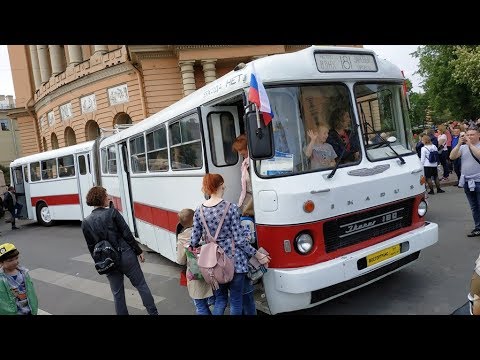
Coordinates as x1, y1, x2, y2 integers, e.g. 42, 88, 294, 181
65, 126, 77, 146
51, 132, 59, 149
113, 112, 132, 126
42, 137, 48, 151
85, 120, 100, 141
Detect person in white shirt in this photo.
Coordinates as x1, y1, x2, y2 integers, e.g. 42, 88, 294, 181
420, 135, 445, 195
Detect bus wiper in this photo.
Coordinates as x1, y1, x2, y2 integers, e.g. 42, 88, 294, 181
327, 146, 346, 179
327, 123, 360, 179
364, 121, 405, 165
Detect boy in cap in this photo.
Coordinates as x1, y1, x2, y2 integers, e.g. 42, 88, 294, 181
0, 243, 38, 315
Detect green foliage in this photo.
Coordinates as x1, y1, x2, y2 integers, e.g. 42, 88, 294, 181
405, 78, 413, 92
408, 91, 429, 128
413, 45, 480, 120
451, 46, 480, 95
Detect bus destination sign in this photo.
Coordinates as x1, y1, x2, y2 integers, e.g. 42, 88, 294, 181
315, 53, 377, 72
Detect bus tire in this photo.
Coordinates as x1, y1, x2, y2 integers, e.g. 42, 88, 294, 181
37, 202, 54, 227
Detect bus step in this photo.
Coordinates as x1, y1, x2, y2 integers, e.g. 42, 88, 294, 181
254, 282, 271, 315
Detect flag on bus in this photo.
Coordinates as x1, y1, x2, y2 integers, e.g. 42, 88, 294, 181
248, 65, 274, 126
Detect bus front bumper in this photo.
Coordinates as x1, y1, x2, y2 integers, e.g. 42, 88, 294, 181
262, 221, 438, 314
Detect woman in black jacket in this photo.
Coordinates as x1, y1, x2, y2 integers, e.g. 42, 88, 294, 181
81, 186, 158, 315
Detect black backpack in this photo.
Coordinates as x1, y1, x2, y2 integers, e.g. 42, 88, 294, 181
427, 149, 439, 163
92, 236, 120, 275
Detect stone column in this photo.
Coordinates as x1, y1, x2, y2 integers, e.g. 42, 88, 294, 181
67, 45, 83, 65
179, 60, 196, 96
201, 59, 217, 84
29, 45, 41, 90
48, 45, 66, 75
93, 45, 109, 55
36, 45, 52, 83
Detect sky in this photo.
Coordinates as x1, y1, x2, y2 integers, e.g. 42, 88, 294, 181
0, 45, 424, 98
363, 45, 424, 93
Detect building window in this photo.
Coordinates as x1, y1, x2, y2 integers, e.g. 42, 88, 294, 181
0, 119, 10, 131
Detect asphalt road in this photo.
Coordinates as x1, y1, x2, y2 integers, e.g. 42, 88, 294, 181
0, 184, 477, 315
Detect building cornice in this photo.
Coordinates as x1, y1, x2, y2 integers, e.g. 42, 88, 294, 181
5, 108, 29, 119
34, 63, 133, 112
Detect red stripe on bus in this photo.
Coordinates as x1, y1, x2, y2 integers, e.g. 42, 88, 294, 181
110, 195, 123, 212
31, 194, 80, 207
133, 202, 178, 233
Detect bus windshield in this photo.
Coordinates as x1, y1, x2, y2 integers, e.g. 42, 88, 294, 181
255, 82, 415, 178
355, 83, 415, 162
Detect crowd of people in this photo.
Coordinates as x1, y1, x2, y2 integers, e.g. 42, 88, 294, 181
5, 117, 480, 315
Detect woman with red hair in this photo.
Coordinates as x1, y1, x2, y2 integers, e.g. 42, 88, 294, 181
190, 173, 270, 315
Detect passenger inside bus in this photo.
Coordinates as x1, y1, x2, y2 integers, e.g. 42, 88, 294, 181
232, 134, 254, 217
303, 124, 337, 170
326, 107, 360, 164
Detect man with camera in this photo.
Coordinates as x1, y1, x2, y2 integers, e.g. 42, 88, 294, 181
450, 127, 480, 237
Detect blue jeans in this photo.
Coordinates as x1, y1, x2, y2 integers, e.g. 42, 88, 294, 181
242, 277, 257, 315
193, 298, 211, 315
464, 182, 480, 230
212, 273, 246, 315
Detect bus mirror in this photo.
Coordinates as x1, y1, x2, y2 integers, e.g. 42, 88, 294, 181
245, 111, 274, 160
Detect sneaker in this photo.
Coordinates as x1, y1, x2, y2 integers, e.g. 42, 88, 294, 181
467, 230, 480, 237
11, 226, 19, 230
437, 189, 445, 193
428, 190, 435, 195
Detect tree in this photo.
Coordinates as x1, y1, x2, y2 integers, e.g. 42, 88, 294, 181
451, 46, 480, 96
413, 45, 480, 120
408, 91, 428, 129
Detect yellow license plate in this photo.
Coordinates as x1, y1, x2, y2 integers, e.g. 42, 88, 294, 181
366, 244, 401, 267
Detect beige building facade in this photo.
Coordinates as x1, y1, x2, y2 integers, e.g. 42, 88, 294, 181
0, 95, 21, 167
7, 45, 361, 156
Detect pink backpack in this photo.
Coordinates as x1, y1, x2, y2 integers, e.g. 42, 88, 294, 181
197, 202, 235, 290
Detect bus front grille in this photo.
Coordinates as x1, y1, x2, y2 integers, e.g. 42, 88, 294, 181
323, 198, 414, 253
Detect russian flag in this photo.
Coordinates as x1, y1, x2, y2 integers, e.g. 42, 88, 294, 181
248, 65, 274, 126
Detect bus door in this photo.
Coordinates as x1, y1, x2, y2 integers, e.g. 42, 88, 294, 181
76, 152, 94, 219
12, 166, 28, 219
200, 106, 242, 203
118, 141, 137, 236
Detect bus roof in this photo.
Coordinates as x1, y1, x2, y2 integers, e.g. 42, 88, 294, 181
10, 140, 95, 167
98, 45, 403, 148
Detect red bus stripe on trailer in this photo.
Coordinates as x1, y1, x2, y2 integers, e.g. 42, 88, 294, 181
133, 201, 178, 233
110, 195, 123, 212
31, 194, 80, 206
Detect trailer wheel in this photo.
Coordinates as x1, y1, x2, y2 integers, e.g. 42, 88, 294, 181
37, 202, 54, 226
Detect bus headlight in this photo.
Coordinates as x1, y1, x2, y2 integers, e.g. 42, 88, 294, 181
295, 232, 313, 254
418, 200, 427, 217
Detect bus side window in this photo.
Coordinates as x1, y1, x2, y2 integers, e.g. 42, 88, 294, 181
129, 137, 146, 173
59, 155, 75, 177
78, 155, 87, 175
41, 159, 58, 180
146, 126, 168, 172
169, 115, 203, 170
30, 162, 40, 182
207, 112, 238, 166
107, 145, 118, 174
23, 166, 29, 183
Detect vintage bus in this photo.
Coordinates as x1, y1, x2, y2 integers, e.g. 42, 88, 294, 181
9, 141, 96, 225
95, 46, 438, 314
11, 46, 438, 314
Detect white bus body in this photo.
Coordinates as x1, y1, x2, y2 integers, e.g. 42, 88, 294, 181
10, 141, 95, 225
10, 46, 439, 314
97, 46, 438, 314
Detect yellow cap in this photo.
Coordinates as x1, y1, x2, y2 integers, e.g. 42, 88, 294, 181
0, 243, 16, 258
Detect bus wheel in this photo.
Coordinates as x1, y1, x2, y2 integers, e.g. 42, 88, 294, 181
37, 203, 54, 226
